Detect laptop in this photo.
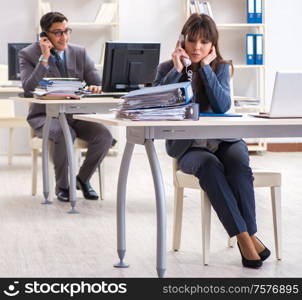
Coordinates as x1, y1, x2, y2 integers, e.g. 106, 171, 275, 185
251, 71, 302, 118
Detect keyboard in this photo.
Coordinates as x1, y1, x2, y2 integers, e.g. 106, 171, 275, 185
82, 93, 125, 99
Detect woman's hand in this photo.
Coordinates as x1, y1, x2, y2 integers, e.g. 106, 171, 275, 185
86, 85, 102, 93
201, 46, 217, 66
172, 41, 190, 73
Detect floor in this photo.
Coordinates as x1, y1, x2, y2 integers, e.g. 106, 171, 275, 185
0, 150, 301, 278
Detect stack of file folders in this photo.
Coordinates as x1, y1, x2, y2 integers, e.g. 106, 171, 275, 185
115, 82, 198, 121
33, 78, 84, 99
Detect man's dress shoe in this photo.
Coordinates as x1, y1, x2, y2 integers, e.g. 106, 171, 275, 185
56, 188, 69, 202
76, 176, 99, 200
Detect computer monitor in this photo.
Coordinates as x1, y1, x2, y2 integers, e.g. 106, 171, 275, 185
102, 41, 160, 93
8, 43, 30, 80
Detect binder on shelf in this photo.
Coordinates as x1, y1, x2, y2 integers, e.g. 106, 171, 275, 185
255, 0, 263, 23
198, 1, 213, 19
40, 1, 51, 16
205, 1, 213, 19
246, 34, 255, 65
255, 34, 263, 64
194, 0, 200, 13
94, 3, 117, 24
189, 0, 197, 14
198, 1, 206, 14
247, 0, 256, 23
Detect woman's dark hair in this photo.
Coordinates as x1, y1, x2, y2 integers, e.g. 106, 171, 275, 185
181, 13, 233, 75
40, 12, 68, 32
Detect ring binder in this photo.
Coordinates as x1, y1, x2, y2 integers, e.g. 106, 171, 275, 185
255, 0, 263, 24
255, 34, 263, 65
247, 0, 256, 23
116, 82, 198, 120
247, 0, 262, 24
246, 34, 255, 65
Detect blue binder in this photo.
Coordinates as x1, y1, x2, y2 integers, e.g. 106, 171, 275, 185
255, 0, 263, 23
199, 112, 242, 117
247, 0, 256, 23
246, 34, 255, 65
255, 34, 263, 64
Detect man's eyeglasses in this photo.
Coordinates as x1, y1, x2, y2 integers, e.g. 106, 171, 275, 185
48, 28, 72, 37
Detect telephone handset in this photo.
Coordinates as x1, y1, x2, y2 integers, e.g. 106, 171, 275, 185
39, 32, 56, 55
178, 34, 191, 67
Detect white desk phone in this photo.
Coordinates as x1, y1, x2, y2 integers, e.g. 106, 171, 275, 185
179, 34, 192, 67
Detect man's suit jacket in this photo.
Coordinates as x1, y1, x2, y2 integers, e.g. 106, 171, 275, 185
19, 42, 101, 130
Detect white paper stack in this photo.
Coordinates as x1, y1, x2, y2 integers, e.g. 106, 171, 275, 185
33, 78, 84, 99
37, 78, 84, 94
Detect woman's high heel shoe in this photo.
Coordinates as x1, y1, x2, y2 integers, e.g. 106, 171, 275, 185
237, 242, 263, 269
255, 237, 271, 261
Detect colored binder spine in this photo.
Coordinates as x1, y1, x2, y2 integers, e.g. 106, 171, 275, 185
181, 81, 194, 103
247, 0, 256, 23
246, 34, 255, 65
255, 34, 263, 64
255, 0, 263, 23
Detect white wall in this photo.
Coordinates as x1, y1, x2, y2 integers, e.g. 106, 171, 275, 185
1, 0, 302, 154
265, 0, 302, 142
266, 0, 302, 105
0, 0, 185, 154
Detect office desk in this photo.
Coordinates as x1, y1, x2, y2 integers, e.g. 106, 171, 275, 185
73, 113, 302, 277
10, 97, 122, 213
0, 86, 23, 96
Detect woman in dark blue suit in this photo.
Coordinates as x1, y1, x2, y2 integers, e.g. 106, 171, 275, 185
154, 13, 270, 268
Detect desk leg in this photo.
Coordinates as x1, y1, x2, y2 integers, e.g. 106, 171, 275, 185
114, 142, 134, 269
42, 116, 52, 204
58, 114, 79, 214
145, 139, 166, 278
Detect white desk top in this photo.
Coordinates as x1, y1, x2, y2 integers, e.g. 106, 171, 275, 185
0, 116, 28, 128
9, 96, 123, 105
73, 113, 302, 127
0, 87, 23, 93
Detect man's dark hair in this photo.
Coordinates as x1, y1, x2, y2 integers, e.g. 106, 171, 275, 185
40, 12, 68, 32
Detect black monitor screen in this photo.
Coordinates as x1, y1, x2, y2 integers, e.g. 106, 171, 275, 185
8, 43, 30, 80
102, 42, 160, 92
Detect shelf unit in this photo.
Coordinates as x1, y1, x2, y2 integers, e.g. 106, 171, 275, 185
185, 0, 267, 152
36, 0, 120, 155
37, 0, 119, 68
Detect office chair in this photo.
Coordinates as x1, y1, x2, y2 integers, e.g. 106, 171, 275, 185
171, 69, 282, 265
0, 99, 28, 165
172, 159, 282, 265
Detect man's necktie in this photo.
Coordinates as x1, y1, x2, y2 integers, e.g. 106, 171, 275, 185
54, 52, 67, 78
